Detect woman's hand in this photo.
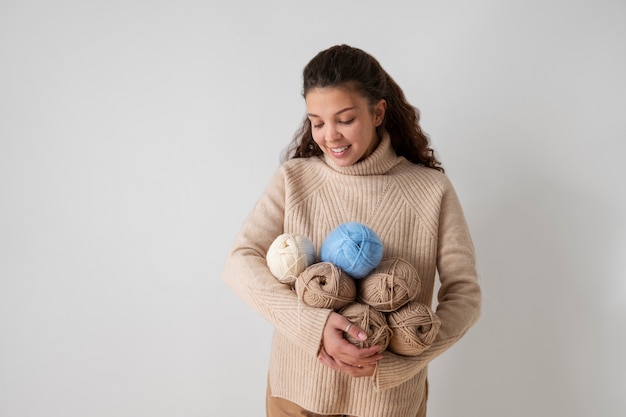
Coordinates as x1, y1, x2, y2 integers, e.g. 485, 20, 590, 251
318, 311, 383, 377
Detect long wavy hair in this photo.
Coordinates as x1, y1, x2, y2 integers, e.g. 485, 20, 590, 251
283, 44, 443, 172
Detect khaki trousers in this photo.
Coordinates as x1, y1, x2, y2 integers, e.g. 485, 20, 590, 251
266, 382, 345, 417
266, 379, 428, 417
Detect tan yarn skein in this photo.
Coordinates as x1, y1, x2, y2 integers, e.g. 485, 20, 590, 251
358, 257, 421, 312
295, 262, 357, 310
339, 302, 392, 350
387, 301, 441, 356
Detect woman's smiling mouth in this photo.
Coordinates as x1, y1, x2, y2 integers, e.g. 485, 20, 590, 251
331, 146, 350, 154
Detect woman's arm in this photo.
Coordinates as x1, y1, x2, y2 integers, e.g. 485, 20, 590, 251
374, 178, 482, 390
222, 168, 333, 357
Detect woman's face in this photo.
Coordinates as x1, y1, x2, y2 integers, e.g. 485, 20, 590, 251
305, 86, 386, 167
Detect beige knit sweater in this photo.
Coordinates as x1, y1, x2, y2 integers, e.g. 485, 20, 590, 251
222, 134, 481, 417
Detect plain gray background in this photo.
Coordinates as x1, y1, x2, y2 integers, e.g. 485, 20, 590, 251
1, 0, 625, 416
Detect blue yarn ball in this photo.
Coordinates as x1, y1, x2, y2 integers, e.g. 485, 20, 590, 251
320, 222, 384, 279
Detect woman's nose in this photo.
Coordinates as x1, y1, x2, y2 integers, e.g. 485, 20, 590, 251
325, 124, 341, 141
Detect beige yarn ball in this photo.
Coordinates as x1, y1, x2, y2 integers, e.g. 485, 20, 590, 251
295, 262, 356, 310
339, 302, 392, 350
266, 233, 316, 285
358, 257, 421, 312
387, 301, 441, 356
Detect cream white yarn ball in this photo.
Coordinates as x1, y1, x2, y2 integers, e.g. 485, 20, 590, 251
267, 233, 316, 285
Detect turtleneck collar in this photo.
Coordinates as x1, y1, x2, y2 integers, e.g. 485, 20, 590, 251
321, 132, 401, 176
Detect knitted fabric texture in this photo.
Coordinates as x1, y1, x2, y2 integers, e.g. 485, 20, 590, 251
387, 301, 441, 356
295, 262, 357, 310
357, 257, 421, 312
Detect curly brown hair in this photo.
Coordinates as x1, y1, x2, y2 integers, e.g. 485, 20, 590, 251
282, 44, 443, 172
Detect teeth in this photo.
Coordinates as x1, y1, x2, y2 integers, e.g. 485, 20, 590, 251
331, 146, 348, 153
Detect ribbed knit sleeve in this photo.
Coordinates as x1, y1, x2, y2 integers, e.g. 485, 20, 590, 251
222, 168, 332, 357
374, 175, 481, 391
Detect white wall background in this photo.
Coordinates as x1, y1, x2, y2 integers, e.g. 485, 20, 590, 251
1, 1, 624, 416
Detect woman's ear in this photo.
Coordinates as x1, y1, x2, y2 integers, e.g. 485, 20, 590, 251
374, 99, 387, 127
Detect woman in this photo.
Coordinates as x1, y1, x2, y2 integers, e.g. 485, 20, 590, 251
223, 44, 481, 417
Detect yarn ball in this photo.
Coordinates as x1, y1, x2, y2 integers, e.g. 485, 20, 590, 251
320, 222, 384, 279
266, 233, 316, 285
339, 302, 392, 350
358, 257, 421, 312
387, 301, 441, 356
295, 262, 357, 310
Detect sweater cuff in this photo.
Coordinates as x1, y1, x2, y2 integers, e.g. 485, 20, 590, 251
294, 306, 333, 357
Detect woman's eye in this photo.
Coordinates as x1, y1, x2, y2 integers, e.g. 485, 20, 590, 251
312, 123, 324, 129
339, 118, 355, 125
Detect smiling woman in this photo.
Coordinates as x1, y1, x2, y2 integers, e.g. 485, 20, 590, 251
306, 86, 386, 167
222, 44, 481, 417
